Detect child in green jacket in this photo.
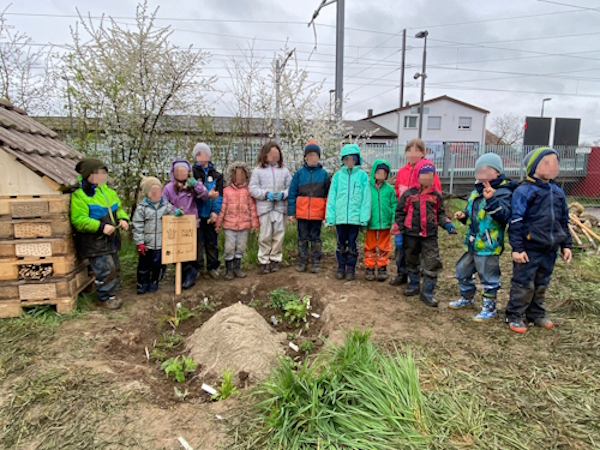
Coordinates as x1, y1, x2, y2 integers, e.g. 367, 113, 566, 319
325, 144, 371, 281
71, 158, 130, 310
365, 160, 397, 282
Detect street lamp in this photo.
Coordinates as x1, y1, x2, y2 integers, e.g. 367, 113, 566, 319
415, 30, 428, 139
541, 98, 552, 117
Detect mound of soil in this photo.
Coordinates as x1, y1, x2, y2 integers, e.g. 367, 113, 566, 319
187, 303, 287, 383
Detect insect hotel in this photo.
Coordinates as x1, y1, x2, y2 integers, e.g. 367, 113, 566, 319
0, 98, 92, 318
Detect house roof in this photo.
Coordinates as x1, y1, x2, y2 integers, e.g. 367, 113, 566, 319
36, 115, 398, 140
485, 129, 508, 145
364, 95, 490, 120
0, 99, 82, 187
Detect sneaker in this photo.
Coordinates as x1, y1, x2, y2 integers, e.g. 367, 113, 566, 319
270, 261, 280, 273
472, 309, 498, 322
335, 270, 345, 280
389, 274, 408, 286
346, 271, 356, 281
532, 317, 554, 329
377, 267, 388, 282
508, 319, 527, 334
105, 296, 121, 310
260, 264, 271, 275
448, 297, 475, 310
365, 268, 376, 281
296, 263, 307, 272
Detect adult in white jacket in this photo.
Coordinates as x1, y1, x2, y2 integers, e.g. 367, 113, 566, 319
249, 141, 292, 274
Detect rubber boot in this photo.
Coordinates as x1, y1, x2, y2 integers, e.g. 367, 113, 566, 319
390, 273, 408, 286
182, 266, 197, 290
403, 272, 421, 296
310, 241, 322, 273
365, 268, 376, 281
336, 266, 346, 280
148, 280, 159, 293
420, 276, 439, 308
472, 296, 498, 321
137, 270, 149, 295
233, 258, 246, 278
225, 260, 234, 280
297, 240, 309, 272
377, 267, 388, 282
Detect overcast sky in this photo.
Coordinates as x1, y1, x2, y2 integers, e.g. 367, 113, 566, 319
3, 0, 600, 142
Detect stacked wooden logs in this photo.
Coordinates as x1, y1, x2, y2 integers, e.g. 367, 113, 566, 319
18, 263, 54, 281
568, 202, 600, 251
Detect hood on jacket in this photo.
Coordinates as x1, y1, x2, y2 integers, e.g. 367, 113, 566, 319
409, 159, 436, 190
225, 161, 252, 186
340, 143, 363, 165
169, 158, 193, 183
369, 159, 391, 186
523, 147, 559, 178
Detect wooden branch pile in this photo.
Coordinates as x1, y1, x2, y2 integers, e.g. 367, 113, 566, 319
18, 263, 54, 281
568, 202, 600, 251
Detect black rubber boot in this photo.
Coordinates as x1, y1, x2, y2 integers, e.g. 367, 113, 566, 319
346, 268, 356, 281
182, 266, 197, 290
377, 267, 388, 282
137, 269, 149, 295
403, 272, 421, 296
420, 276, 439, 308
365, 268, 376, 281
225, 260, 234, 280
233, 258, 246, 278
298, 240, 308, 272
389, 273, 408, 286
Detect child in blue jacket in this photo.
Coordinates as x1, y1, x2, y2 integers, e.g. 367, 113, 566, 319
505, 148, 572, 333
449, 153, 517, 321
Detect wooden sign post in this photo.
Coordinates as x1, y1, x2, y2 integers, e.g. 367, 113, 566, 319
161, 215, 197, 295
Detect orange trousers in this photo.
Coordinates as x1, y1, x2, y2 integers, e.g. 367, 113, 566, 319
364, 229, 391, 269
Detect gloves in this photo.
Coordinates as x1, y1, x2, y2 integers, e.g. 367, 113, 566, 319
186, 177, 197, 187
174, 208, 184, 216
136, 244, 147, 256
395, 233, 403, 248
266, 192, 274, 201
273, 192, 283, 201
444, 222, 458, 235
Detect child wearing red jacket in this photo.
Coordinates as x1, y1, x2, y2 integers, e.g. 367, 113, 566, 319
395, 159, 456, 307
390, 138, 442, 286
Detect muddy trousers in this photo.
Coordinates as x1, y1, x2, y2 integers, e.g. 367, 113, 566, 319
456, 252, 501, 299
297, 219, 323, 266
89, 253, 121, 302
137, 249, 166, 293
224, 229, 249, 261
197, 217, 220, 271
335, 224, 360, 273
404, 235, 442, 294
364, 229, 391, 269
505, 251, 557, 322
258, 212, 286, 264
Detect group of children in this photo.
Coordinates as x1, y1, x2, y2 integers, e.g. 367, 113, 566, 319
70, 139, 572, 333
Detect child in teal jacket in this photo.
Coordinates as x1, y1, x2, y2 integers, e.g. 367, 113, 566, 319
326, 144, 371, 281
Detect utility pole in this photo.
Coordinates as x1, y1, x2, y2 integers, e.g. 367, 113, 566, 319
275, 49, 296, 143
414, 30, 428, 139
399, 28, 406, 111
309, 0, 345, 122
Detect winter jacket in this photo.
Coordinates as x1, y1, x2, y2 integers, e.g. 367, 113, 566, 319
71, 177, 130, 258
396, 159, 448, 238
395, 162, 442, 198
132, 197, 175, 250
248, 165, 292, 217
287, 162, 330, 221
509, 177, 572, 254
459, 175, 517, 256
162, 158, 209, 226
325, 144, 371, 226
215, 162, 259, 231
193, 162, 223, 218
367, 159, 397, 230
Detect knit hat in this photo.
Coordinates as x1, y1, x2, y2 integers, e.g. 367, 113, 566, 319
75, 157, 107, 180
524, 147, 559, 177
475, 153, 503, 174
174, 161, 189, 171
304, 140, 321, 157
140, 177, 162, 197
192, 142, 211, 160
375, 163, 389, 175
419, 163, 436, 176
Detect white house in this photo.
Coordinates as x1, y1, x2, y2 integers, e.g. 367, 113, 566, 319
364, 95, 489, 148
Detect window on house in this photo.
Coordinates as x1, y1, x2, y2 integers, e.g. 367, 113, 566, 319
458, 117, 472, 130
404, 116, 418, 128
427, 116, 442, 130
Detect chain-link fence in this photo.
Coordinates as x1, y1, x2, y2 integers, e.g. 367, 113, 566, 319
361, 144, 600, 207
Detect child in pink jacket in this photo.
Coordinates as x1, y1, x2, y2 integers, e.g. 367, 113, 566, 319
215, 162, 259, 280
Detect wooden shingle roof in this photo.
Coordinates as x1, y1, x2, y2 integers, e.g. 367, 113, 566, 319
0, 99, 82, 187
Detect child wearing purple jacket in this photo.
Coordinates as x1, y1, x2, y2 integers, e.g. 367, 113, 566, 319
163, 158, 218, 289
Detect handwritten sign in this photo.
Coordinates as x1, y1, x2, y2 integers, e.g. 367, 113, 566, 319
161, 215, 197, 265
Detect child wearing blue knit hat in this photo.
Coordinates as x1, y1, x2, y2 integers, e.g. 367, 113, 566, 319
504, 147, 572, 333
450, 153, 518, 321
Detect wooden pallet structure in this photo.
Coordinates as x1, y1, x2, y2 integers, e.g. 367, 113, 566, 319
0, 98, 89, 318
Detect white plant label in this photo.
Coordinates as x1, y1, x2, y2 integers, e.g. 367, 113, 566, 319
311, 313, 320, 319
201, 383, 217, 395
289, 342, 300, 352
